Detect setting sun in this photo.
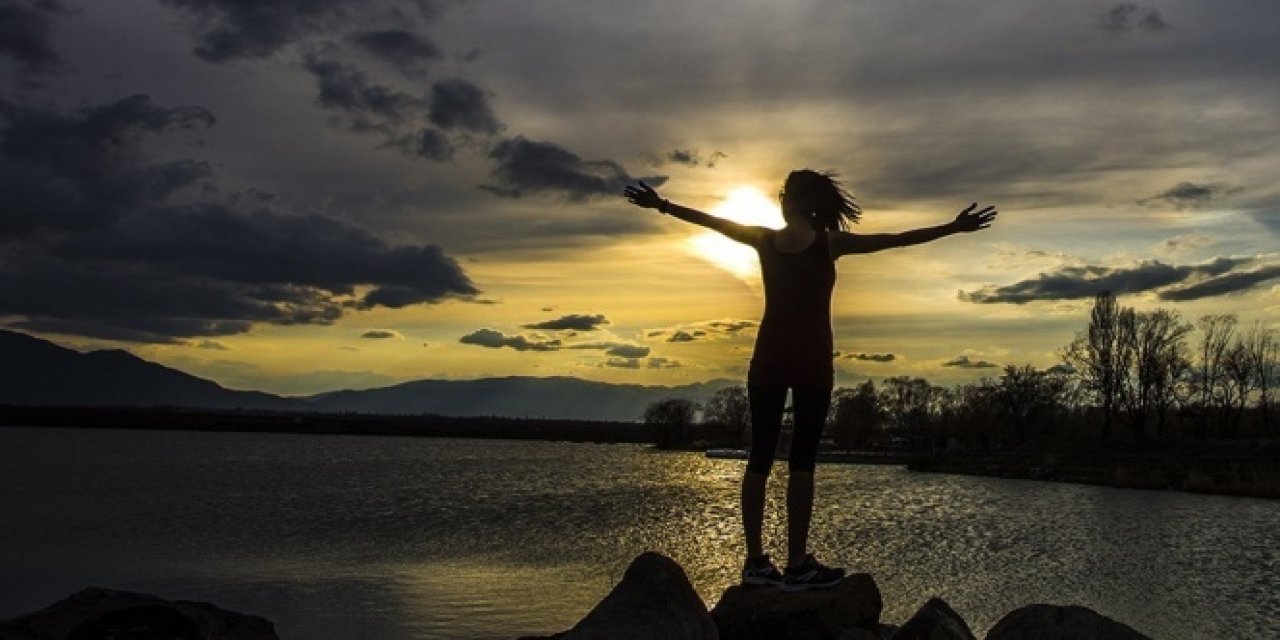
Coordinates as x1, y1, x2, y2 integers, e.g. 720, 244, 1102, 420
687, 186, 785, 283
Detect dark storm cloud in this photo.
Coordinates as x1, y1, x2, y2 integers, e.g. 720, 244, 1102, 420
564, 342, 649, 358
428, 78, 502, 134
959, 257, 1249, 304
665, 149, 698, 166
0, 94, 215, 236
649, 149, 727, 169
1100, 4, 1170, 34
523, 313, 608, 331
942, 356, 999, 369
0, 95, 478, 342
706, 320, 757, 333
459, 328, 560, 352
405, 128, 453, 161
604, 357, 641, 369
845, 353, 896, 362
648, 320, 755, 343
161, 0, 358, 62
302, 53, 482, 161
647, 357, 681, 369
0, 255, 336, 342
606, 344, 649, 358
0, 0, 69, 84
1139, 181, 1240, 210
459, 328, 649, 358
351, 28, 440, 72
302, 53, 424, 131
301, 50, 513, 164
361, 329, 402, 339
57, 204, 479, 309
484, 136, 667, 201
1158, 264, 1280, 301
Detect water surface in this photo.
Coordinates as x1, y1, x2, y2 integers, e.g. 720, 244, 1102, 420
1, 427, 1275, 638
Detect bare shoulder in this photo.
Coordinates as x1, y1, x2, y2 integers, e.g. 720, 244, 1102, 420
725, 223, 771, 248
827, 230, 859, 258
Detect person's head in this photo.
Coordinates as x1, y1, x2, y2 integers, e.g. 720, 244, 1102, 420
779, 169, 860, 231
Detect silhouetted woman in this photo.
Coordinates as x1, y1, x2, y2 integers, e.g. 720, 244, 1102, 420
624, 171, 996, 591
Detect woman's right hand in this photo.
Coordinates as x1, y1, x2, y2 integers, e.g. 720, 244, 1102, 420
623, 181, 664, 209
952, 203, 998, 232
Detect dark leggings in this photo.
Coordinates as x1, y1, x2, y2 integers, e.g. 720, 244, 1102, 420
746, 385, 832, 474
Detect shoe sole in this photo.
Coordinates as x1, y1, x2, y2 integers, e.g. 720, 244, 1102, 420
741, 576, 784, 587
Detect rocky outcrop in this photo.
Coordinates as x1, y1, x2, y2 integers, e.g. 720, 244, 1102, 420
526, 553, 1157, 640
890, 597, 976, 640
711, 573, 882, 640
555, 552, 718, 640
0, 587, 278, 640
4, 556, 1157, 640
985, 604, 1152, 640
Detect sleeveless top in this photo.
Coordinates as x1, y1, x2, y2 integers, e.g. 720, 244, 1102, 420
747, 229, 836, 387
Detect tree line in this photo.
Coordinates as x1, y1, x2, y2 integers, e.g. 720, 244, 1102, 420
643, 292, 1278, 450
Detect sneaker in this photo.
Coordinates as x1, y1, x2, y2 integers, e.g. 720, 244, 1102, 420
781, 554, 845, 592
741, 554, 784, 586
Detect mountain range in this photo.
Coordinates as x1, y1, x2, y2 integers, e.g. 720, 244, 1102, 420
0, 330, 735, 421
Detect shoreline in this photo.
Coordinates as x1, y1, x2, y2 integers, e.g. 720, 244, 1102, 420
4, 404, 1276, 499
908, 447, 1280, 499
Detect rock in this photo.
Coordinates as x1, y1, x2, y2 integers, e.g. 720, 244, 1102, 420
711, 573, 882, 640
0, 586, 278, 640
836, 627, 884, 640
889, 597, 976, 640
560, 552, 717, 640
985, 604, 1152, 640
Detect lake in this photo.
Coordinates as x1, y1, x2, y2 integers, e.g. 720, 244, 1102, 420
1, 427, 1276, 639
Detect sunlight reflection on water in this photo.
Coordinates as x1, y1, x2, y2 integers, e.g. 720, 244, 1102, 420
1, 428, 1276, 639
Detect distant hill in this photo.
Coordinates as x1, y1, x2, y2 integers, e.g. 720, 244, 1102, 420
0, 330, 290, 410
0, 330, 737, 421
302, 376, 737, 421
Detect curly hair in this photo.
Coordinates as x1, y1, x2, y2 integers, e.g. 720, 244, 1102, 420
781, 169, 861, 231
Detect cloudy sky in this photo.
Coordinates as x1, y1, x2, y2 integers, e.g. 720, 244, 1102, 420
2, 0, 1277, 395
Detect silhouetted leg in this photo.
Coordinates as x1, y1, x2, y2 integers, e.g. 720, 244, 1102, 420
741, 470, 768, 559
786, 386, 832, 568
744, 385, 786, 560
786, 470, 815, 568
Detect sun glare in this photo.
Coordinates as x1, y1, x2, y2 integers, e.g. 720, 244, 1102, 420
688, 186, 783, 283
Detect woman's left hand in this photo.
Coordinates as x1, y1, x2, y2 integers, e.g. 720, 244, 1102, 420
623, 181, 664, 209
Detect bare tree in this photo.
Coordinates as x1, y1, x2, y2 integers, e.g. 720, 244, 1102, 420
879, 376, 935, 434
1195, 314, 1237, 436
702, 386, 750, 445
1222, 341, 1253, 437
1241, 321, 1279, 435
1063, 292, 1125, 438
1122, 308, 1193, 440
993, 364, 1069, 444
644, 397, 698, 448
830, 380, 880, 450
948, 381, 1000, 449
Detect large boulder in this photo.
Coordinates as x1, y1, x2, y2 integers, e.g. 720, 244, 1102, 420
711, 573, 882, 640
0, 586, 278, 640
559, 552, 717, 640
985, 604, 1152, 640
889, 598, 976, 640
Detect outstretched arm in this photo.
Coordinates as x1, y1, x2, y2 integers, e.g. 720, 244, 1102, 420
830, 203, 997, 257
623, 181, 768, 246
